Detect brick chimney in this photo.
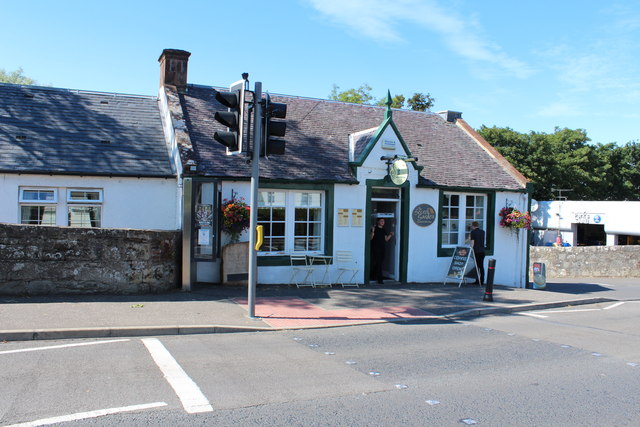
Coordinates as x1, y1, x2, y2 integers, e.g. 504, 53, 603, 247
158, 49, 191, 91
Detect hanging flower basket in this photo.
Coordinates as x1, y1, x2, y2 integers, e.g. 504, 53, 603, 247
498, 206, 531, 230
221, 197, 250, 244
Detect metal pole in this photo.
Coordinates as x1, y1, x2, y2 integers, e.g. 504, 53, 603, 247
247, 82, 262, 318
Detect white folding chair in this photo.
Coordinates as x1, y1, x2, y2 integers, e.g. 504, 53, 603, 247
290, 254, 315, 288
334, 250, 359, 288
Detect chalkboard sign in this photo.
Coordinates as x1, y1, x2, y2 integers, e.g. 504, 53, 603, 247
444, 246, 478, 286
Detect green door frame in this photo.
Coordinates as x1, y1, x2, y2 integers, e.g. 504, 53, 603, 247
364, 178, 410, 284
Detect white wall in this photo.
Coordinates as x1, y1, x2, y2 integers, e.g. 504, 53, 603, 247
0, 174, 179, 230
532, 200, 640, 245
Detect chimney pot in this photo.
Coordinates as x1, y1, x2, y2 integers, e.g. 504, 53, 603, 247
159, 49, 191, 91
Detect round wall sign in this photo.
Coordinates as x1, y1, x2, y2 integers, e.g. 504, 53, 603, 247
389, 159, 408, 185
412, 204, 436, 227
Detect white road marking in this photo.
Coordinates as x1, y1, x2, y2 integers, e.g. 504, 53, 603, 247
519, 312, 548, 319
141, 338, 213, 414
603, 302, 625, 310
0, 339, 130, 355
542, 308, 602, 314
4, 401, 167, 426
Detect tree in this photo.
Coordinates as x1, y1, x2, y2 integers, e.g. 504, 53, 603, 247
329, 84, 373, 104
407, 92, 435, 111
478, 126, 610, 201
376, 94, 405, 109
0, 67, 36, 85
329, 84, 435, 111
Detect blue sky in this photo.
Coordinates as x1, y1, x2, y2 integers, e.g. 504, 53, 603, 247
2, 0, 639, 145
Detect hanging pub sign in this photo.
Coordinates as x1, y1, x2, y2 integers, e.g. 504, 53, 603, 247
389, 158, 408, 185
412, 204, 436, 227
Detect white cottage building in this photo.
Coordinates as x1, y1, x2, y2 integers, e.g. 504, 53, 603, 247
0, 83, 180, 230
159, 49, 532, 289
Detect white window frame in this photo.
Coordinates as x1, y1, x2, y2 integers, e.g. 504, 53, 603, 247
19, 187, 58, 225
441, 192, 487, 248
67, 188, 103, 203
19, 187, 58, 203
258, 189, 325, 256
66, 188, 103, 228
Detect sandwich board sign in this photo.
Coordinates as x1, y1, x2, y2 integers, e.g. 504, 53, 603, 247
443, 246, 479, 287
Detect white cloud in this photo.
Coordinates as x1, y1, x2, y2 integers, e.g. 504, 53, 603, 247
307, 0, 534, 78
533, 101, 582, 119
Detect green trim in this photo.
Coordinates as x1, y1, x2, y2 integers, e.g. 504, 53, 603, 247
436, 189, 496, 258
365, 178, 410, 284
257, 183, 334, 266
350, 117, 420, 174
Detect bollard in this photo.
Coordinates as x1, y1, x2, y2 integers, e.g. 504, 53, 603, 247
484, 258, 496, 302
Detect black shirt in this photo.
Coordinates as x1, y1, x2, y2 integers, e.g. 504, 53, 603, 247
470, 228, 485, 253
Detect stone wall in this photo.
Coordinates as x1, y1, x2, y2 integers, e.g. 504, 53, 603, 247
0, 223, 181, 295
530, 246, 640, 278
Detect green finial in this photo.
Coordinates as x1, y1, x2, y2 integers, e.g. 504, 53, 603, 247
385, 90, 392, 119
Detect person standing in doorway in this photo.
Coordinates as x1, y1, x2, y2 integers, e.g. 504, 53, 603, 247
371, 218, 394, 284
469, 221, 486, 285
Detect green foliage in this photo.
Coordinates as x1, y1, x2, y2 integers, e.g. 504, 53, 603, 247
329, 84, 374, 104
329, 84, 434, 111
376, 94, 405, 109
479, 126, 640, 201
0, 67, 36, 85
406, 92, 435, 111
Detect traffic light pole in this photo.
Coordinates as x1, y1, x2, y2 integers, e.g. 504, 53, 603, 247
247, 82, 262, 318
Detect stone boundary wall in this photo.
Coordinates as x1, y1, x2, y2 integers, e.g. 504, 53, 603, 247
0, 223, 181, 295
530, 246, 640, 278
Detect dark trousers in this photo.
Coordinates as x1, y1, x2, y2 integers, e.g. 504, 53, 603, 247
371, 248, 385, 282
475, 252, 486, 285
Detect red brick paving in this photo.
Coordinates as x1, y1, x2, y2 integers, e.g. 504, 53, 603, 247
234, 297, 435, 328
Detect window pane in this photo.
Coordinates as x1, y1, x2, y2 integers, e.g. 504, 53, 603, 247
69, 190, 100, 201
272, 222, 285, 236
295, 208, 307, 221
294, 238, 307, 251
371, 188, 399, 199
271, 238, 285, 252
450, 208, 458, 219
22, 189, 55, 201
450, 195, 459, 205
309, 208, 321, 221
21, 206, 56, 225
68, 207, 101, 227
257, 207, 271, 222
308, 222, 322, 236
308, 237, 320, 251
294, 223, 307, 236
272, 207, 286, 221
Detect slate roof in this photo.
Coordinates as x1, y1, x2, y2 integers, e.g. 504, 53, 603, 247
180, 84, 527, 190
0, 83, 174, 177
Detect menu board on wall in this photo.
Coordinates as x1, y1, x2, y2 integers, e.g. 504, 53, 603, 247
351, 209, 363, 227
337, 209, 350, 226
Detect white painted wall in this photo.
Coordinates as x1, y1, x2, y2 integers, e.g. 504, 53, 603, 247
531, 200, 640, 245
0, 174, 179, 230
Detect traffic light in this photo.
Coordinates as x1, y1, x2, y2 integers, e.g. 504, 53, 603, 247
213, 79, 245, 155
261, 93, 287, 156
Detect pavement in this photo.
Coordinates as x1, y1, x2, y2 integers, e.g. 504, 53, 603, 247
1, 277, 638, 342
